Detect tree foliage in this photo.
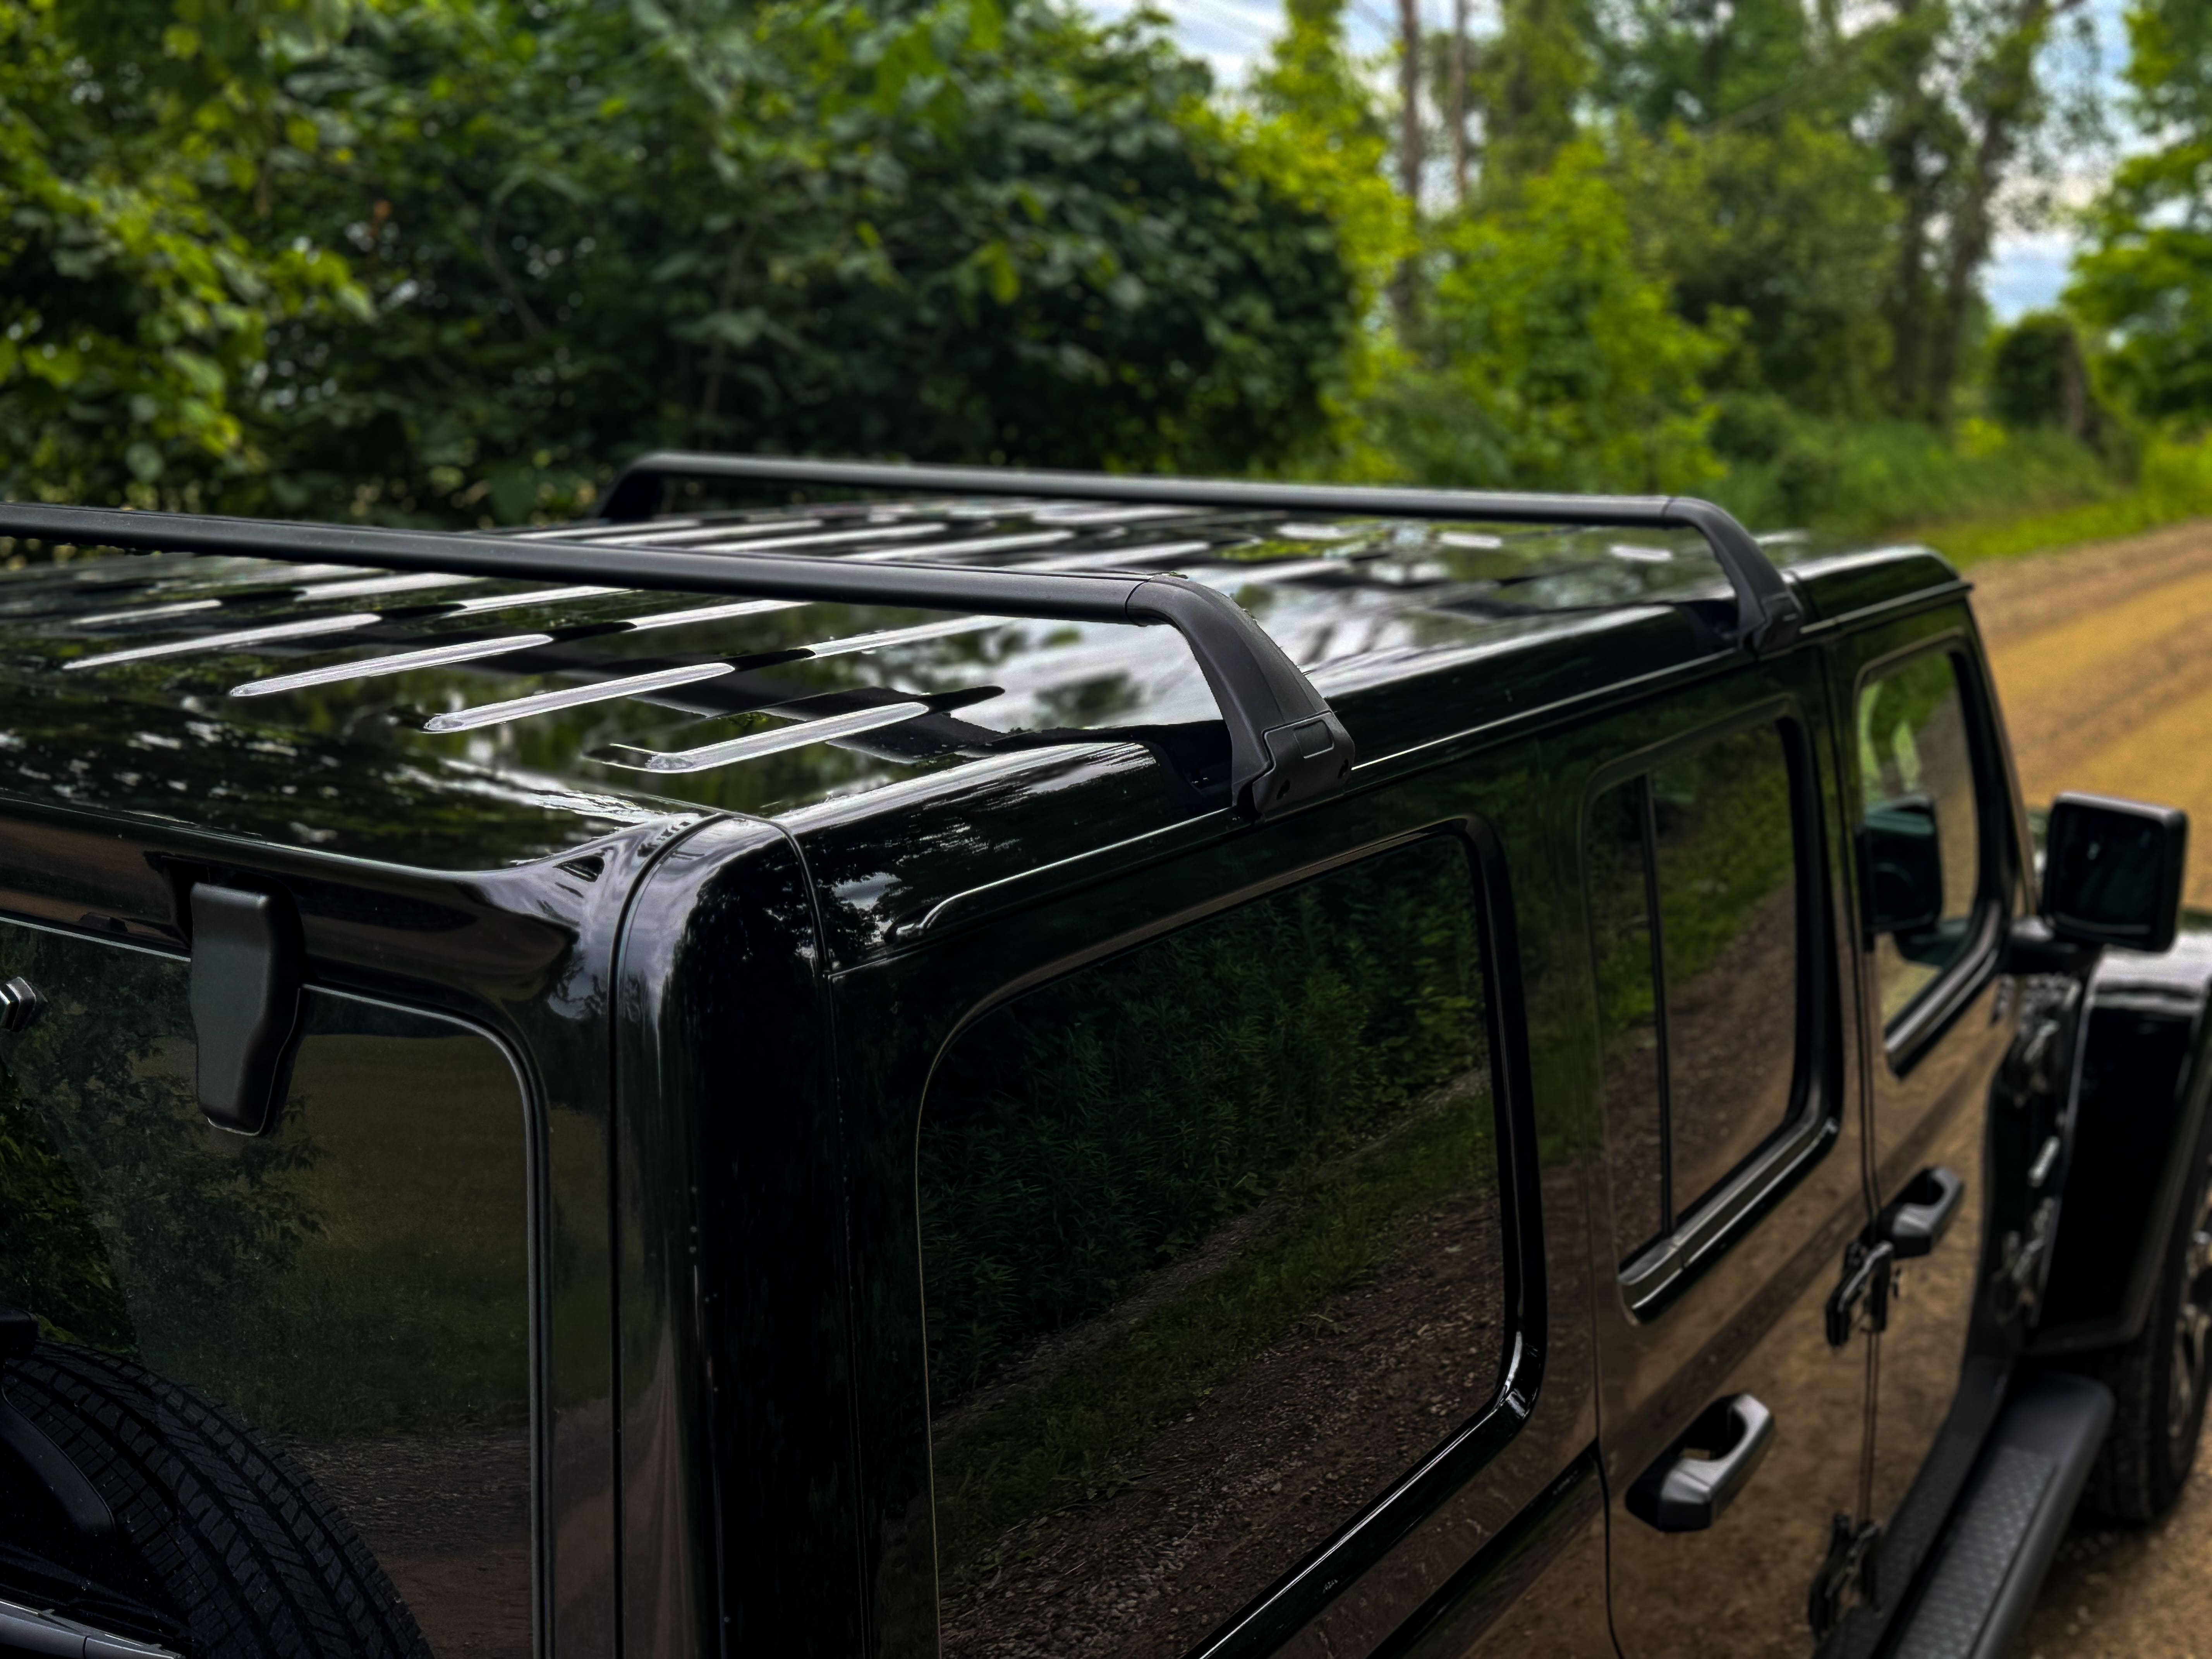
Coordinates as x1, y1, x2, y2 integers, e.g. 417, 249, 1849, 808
0, 0, 365, 508
2068, 0, 2212, 423
2, 0, 1366, 519
1370, 142, 1728, 492
0, 0, 2192, 523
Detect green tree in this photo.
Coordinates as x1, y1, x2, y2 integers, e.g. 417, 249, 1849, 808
1865, 0, 2101, 422
1595, 0, 1824, 128
1247, 0, 1410, 473
1475, 0, 1593, 183
1367, 142, 1729, 492
2068, 0, 2212, 422
0, 0, 366, 508
1592, 0, 1895, 416
1596, 0, 2101, 426
1618, 118, 1894, 415
2, 0, 1366, 521
241, 0, 1364, 522
1986, 309, 2103, 437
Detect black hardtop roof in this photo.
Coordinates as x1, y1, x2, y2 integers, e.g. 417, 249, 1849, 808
0, 463, 1963, 877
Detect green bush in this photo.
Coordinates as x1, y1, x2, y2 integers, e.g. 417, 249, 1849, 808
1364, 143, 1730, 495
1710, 414, 2121, 537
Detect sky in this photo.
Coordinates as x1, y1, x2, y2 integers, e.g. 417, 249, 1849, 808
1086, 0, 2138, 323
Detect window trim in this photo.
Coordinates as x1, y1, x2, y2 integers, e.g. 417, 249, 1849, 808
1581, 697, 1841, 1318
1848, 635, 2008, 1075
914, 814, 1546, 1659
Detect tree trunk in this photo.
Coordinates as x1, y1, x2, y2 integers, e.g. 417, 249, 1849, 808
1393, 0, 1425, 331
1398, 0, 1425, 204
1923, 0, 2078, 422
1451, 0, 1468, 204
1882, 125, 1935, 419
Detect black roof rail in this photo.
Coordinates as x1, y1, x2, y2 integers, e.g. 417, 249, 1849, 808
0, 503, 1353, 822
601, 451, 1803, 652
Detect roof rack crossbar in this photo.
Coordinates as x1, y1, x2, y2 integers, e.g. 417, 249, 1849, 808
0, 502, 1352, 822
601, 451, 1803, 652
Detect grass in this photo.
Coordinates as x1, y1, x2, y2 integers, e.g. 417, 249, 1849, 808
1894, 432, 2212, 567
1710, 415, 2212, 570
163, 1243, 530, 1443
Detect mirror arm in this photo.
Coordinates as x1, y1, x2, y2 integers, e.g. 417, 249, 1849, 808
2004, 915, 2100, 977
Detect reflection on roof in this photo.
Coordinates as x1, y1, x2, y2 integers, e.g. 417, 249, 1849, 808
0, 498, 1901, 864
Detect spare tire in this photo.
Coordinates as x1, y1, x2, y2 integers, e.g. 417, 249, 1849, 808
0, 1340, 431, 1659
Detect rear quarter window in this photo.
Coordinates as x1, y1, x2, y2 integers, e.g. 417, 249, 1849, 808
918, 835, 1508, 1656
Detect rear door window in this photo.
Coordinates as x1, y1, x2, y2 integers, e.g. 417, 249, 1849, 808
1589, 720, 1807, 1266
918, 835, 1506, 1657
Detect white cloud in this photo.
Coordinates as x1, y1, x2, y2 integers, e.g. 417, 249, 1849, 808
1987, 231, 2078, 323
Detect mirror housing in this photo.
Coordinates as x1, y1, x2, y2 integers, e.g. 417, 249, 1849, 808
2040, 792, 2187, 955
1860, 795, 1944, 938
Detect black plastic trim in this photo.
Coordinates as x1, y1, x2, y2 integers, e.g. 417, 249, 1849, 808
1878, 1370, 2112, 1659
187, 884, 304, 1136
0, 1592, 176, 1658
2033, 978, 2212, 1355
600, 451, 1805, 651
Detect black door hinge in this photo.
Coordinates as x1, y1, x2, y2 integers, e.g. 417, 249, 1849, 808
188, 884, 305, 1135
1826, 1239, 1896, 1348
1808, 1512, 1882, 1637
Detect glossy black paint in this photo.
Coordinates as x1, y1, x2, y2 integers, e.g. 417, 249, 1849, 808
0, 499, 1367, 825
1360, 1444, 1606, 1659
0, 489, 2171, 1659
613, 819, 859, 1659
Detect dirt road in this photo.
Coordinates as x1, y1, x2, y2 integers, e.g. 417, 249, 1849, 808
1977, 520, 2212, 908
1967, 520, 2212, 1655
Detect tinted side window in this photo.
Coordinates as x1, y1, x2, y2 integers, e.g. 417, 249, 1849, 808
1855, 652, 1986, 1025
0, 926, 533, 1659
920, 837, 1504, 1657
1590, 723, 1804, 1262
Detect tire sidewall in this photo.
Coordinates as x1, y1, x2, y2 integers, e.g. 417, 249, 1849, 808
2153, 1136, 2212, 1505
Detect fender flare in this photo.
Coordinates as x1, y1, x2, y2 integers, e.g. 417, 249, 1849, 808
2031, 922, 2212, 1356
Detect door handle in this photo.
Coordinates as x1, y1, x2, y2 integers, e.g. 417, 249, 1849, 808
1627, 1393, 1776, 1532
1878, 1165, 1965, 1259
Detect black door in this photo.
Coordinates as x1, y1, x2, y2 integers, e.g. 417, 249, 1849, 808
1835, 615, 2026, 1605
822, 738, 1617, 1657
1569, 667, 1877, 1656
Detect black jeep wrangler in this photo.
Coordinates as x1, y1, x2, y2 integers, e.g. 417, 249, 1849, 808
0, 456, 2200, 1659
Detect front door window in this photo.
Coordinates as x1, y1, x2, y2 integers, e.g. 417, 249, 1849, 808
1856, 651, 1988, 1026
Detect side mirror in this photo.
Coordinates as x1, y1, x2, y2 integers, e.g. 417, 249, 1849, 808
2041, 792, 2187, 954
1860, 795, 1943, 938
